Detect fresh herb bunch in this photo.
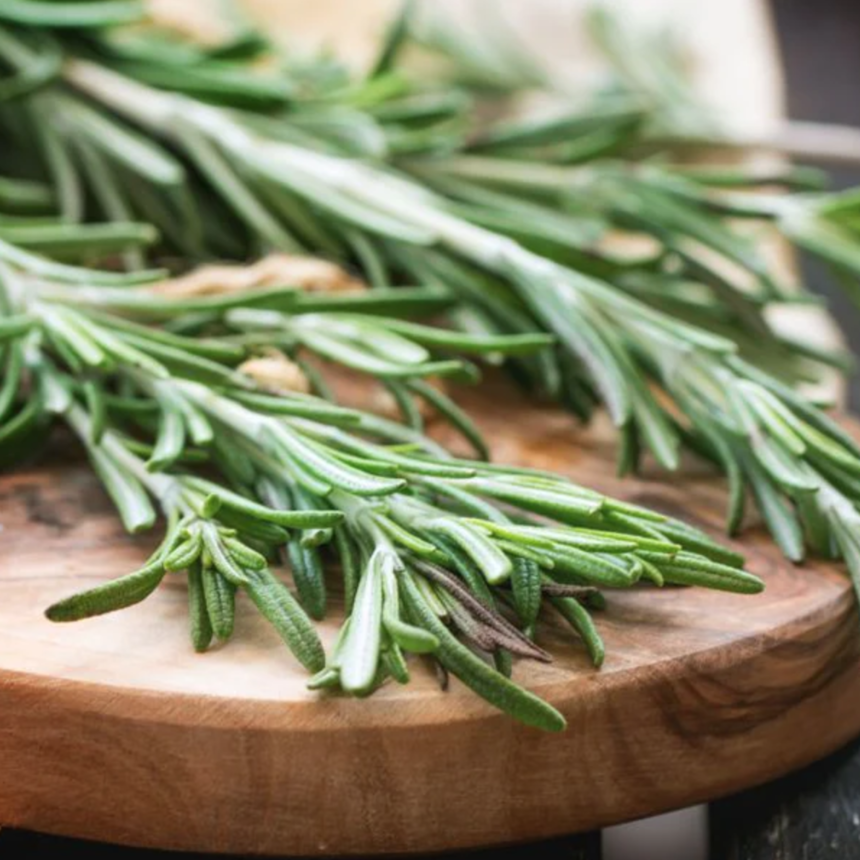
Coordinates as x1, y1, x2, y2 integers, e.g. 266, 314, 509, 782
0, 229, 763, 729
11, 55, 854, 602
2, 4, 860, 593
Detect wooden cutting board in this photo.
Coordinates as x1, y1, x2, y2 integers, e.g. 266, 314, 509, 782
2, 377, 860, 855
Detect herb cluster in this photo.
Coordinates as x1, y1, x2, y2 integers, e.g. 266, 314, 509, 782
2, 237, 761, 729
1, 0, 859, 727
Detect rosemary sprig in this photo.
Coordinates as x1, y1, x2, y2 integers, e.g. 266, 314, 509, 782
1, 236, 763, 729
47, 370, 762, 729
0, 23, 855, 585
65, 65, 860, 590
50, 398, 332, 671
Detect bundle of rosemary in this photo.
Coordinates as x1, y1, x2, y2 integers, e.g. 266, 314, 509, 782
0, 223, 762, 729
0, 1, 859, 727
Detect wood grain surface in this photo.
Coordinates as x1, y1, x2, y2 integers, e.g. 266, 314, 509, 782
1, 378, 860, 855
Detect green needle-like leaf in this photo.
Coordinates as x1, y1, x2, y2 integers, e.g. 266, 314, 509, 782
45, 561, 165, 621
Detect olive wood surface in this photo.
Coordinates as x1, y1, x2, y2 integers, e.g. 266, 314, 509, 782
1, 379, 859, 856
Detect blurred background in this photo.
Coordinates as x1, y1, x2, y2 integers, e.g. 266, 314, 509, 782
777, 0, 860, 408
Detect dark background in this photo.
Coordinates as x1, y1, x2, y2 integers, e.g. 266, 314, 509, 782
3, 2, 860, 858
775, 0, 860, 406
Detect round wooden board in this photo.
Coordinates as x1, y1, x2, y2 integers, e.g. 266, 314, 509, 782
2, 380, 860, 856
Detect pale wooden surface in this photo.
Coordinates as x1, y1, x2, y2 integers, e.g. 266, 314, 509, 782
1, 377, 860, 855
